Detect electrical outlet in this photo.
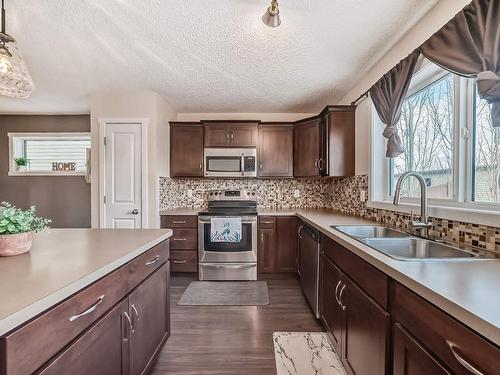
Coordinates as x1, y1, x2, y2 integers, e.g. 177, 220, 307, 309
294, 189, 300, 198
187, 189, 193, 198
360, 189, 366, 202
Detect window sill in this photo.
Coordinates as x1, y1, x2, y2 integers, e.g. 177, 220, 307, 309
367, 200, 500, 228
8, 171, 86, 177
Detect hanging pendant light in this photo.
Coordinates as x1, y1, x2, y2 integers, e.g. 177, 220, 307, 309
0, 0, 34, 98
262, 0, 281, 28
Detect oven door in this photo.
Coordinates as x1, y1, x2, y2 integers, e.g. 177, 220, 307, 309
198, 215, 257, 263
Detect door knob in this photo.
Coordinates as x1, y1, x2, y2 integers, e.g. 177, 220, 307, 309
131, 209, 139, 215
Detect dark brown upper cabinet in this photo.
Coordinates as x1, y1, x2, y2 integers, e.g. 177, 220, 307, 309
202, 121, 259, 147
258, 123, 293, 177
293, 116, 325, 177
324, 106, 355, 177
170, 123, 204, 177
293, 106, 355, 178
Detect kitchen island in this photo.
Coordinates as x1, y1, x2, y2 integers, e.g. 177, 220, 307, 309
0, 228, 172, 375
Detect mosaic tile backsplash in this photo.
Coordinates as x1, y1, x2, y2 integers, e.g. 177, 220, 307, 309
159, 175, 500, 254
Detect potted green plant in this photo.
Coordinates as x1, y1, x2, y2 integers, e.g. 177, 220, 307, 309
0, 202, 51, 256
15, 157, 29, 172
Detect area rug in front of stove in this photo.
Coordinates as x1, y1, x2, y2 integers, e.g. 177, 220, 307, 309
177, 281, 270, 306
273, 332, 346, 375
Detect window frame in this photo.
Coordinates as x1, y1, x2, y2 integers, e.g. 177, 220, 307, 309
8, 132, 91, 177
369, 62, 500, 227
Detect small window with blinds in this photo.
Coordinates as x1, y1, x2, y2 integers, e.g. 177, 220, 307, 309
8, 133, 91, 176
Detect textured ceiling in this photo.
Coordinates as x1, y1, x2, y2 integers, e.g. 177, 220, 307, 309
0, 0, 438, 114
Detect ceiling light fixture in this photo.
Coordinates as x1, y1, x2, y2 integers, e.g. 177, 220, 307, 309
262, 0, 281, 28
0, 0, 34, 98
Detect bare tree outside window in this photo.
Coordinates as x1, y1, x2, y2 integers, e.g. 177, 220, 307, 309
392, 74, 454, 199
474, 92, 500, 203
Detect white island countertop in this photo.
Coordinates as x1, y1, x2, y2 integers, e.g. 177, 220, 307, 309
0, 228, 172, 336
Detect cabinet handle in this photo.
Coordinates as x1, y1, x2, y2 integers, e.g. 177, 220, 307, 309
261, 233, 264, 243
131, 304, 139, 332
173, 260, 188, 264
122, 311, 132, 341
298, 225, 303, 239
314, 159, 318, 168
230, 132, 234, 141
172, 220, 186, 224
447, 341, 484, 375
259, 162, 263, 170
145, 255, 160, 266
69, 295, 105, 322
261, 221, 274, 224
338, 284, 346, 310
318, 158, 324, 171
199, 162, 203, 170
226, 133, 230, 142
173, 238, 187, 241
334, 280, 342, 305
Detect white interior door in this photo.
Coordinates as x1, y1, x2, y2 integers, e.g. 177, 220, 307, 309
104, 123, 142, 228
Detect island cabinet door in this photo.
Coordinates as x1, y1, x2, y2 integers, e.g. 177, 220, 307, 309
393, 324, 450, 375
342, 276, 390, 375
320, 254, 345, 354
38, 299, 130, 375
129, 262, 170, 375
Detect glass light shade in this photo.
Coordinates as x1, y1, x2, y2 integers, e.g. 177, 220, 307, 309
0, 41, 34, 98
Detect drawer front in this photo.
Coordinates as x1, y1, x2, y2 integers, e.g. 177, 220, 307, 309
322, 234, 387, 308
0, 267, 129, 375
259, 216, 276, 229
162, 215, 198, 228
126, 240, 170, 290
170, 250, 197, 272
170, 228, 197, 250
393, 283, 500, 375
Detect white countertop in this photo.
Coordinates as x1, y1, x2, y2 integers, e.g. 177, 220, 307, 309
0, 228, 172, 336
160, 206, 500, 345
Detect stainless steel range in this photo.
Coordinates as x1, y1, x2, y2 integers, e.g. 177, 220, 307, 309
198, 189, 257, 281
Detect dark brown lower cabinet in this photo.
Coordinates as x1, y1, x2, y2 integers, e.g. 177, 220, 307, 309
129, 262, 170, 375
320, 255, 344, 353
38, 261, 170, 375
39, 299, 129, 375
342, 277, 389, 375
393, 323, 450, 375
258, 216, 298, 273
320, 251, 389, 375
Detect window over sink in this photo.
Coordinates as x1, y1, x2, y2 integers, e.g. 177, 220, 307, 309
8, 132, 91, 177
370, 60, 500, 223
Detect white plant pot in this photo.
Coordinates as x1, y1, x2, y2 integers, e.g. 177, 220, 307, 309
17, 165, 27, 172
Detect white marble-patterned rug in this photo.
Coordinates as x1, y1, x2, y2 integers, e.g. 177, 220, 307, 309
273, 332, 347, 375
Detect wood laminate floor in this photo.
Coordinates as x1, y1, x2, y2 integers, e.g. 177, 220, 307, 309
151, 274, 323, 375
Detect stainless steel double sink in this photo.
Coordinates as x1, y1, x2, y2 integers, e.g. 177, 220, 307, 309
332, 225, 487, 261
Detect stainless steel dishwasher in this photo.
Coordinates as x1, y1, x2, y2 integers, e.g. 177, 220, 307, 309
298, 223, 320, 318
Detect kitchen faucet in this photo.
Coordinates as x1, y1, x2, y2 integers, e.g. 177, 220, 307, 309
393, 171, 432, 237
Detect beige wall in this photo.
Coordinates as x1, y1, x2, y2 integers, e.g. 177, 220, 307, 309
339, 0, 471, 175
89, 91, 175, 228
0, 115, 91, 228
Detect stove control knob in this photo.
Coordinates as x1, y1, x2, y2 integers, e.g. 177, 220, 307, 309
252, 192, 255, 196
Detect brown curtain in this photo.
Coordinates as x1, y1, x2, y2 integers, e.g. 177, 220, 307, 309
369, 51, 420, 157
421, 0, 500, 127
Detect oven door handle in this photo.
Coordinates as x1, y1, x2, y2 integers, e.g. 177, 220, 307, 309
202, 264, 256, 269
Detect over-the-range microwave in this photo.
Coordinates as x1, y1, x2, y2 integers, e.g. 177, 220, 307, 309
204, 148, 257, 177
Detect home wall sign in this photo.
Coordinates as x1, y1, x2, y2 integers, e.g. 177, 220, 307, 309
52, 162, 77, 171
